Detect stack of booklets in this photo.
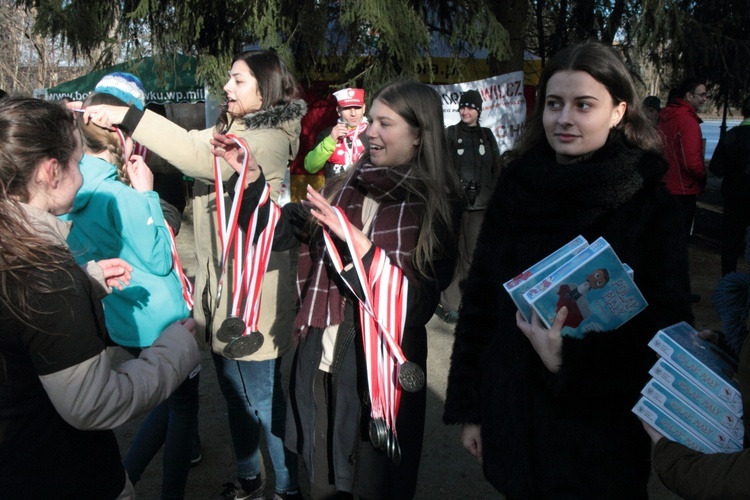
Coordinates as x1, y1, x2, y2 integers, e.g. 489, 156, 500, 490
503, 236, 646, 339
632, 322, 744, 453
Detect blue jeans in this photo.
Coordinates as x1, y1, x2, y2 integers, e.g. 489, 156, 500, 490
122, 349, 200, 500
212, 352, 298, 494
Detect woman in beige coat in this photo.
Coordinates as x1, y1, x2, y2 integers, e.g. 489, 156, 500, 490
85, 50, 306, 499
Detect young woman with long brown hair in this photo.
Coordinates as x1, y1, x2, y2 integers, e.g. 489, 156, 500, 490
444, 41, 693, 498
0, 98, 199, 498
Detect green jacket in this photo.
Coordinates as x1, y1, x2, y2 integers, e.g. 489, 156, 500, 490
304, 132, 336, 174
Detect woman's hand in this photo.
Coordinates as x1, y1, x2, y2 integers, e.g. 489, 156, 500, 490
516, 308, 566, 373
126, 155, 154, 192
96, 258, 133, 290
461, 424, 483, 464
177, 317, 197, 337
698, 329, 720, 344
640, 419, 666, 444
210, 133, 261, 187
305, 185, 373, 256
82, 104, 129, 131
65, 100, 84, 112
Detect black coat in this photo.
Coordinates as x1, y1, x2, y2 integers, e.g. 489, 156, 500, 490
709, 123, 750, 209
447, 123, 501, 210
444, 137, 694, 498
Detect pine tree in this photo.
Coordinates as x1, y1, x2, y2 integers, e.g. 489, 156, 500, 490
635, 0, 750, 111
16, 0, 519, 94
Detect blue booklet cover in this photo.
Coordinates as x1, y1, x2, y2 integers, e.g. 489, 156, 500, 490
503, 235, 588, 321
522, 237, 648, 338
649, 358, 744, 431
633, 397, 719, 453
642, 379, 743, 450
649, 322, 742, 413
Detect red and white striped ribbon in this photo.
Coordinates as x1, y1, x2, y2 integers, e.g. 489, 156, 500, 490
322, 206, 410, 434
229, 184, 280, 336
212, 135, 250, 307
166, 224, 194, 309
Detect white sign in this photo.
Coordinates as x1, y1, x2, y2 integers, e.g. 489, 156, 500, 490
430, 71, 526, 153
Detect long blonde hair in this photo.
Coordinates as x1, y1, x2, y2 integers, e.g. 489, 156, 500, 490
78, 92, 129, 185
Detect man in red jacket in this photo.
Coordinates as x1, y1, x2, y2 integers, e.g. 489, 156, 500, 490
658, 77, 709, 238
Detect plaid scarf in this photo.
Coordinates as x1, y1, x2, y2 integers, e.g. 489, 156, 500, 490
294, 161, 423, 332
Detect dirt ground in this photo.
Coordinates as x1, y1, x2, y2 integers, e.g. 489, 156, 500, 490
112, 174, 731, 500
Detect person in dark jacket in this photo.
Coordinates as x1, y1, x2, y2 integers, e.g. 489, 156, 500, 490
438, 89, 501, 322
709, 96, 750, 276
212, 80, 464, 499
443, 41, 694, 498
0, 98, 200, 499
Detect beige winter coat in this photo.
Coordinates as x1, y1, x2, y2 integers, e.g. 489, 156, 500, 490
130, 100, 307, 361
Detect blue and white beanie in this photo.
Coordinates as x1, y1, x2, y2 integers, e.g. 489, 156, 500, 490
95, 72, 146, 110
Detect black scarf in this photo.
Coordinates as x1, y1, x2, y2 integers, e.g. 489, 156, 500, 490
499, 134, 666, 234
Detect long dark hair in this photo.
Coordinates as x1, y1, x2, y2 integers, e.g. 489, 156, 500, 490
0, 98, 79, 321
216, 50, 302, 131
330, 80, 463, 278
512, 41, 662, 160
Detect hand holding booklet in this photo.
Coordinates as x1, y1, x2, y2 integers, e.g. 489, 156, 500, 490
633, 322, 744, 453
505, 236, 647, 338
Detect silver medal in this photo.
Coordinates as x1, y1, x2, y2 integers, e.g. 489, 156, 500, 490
368, 418, 388, 450
217, 315, 246, 342
398, 361, 425, 392
223, 331, 264, 358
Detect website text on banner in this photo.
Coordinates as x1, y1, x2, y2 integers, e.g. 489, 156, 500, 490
430, 71, 526, 154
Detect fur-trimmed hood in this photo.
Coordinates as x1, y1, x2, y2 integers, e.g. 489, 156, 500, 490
241, 99, 307, 130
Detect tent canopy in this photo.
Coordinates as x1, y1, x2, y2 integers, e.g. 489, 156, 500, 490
40, 54, 204, 105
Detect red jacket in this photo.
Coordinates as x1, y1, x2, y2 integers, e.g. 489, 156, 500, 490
658, 98, 707, 195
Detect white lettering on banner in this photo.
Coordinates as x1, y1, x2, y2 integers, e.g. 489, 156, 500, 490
45, 91, 92, 101
430, 71, 526, 153
43, 88, 205, 103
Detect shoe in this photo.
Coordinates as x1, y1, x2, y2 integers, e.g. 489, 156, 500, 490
219, 482, 240, 500
273, 492, 303, 500
235, 476, 264, 500
217, 480, 265, 500
190, 433, 202, 467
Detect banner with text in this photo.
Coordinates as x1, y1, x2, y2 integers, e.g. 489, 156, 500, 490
430, 71, 526, 153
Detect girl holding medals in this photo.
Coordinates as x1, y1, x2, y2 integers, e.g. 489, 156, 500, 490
211, 80, 464, 499
83, 50, 304, 499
